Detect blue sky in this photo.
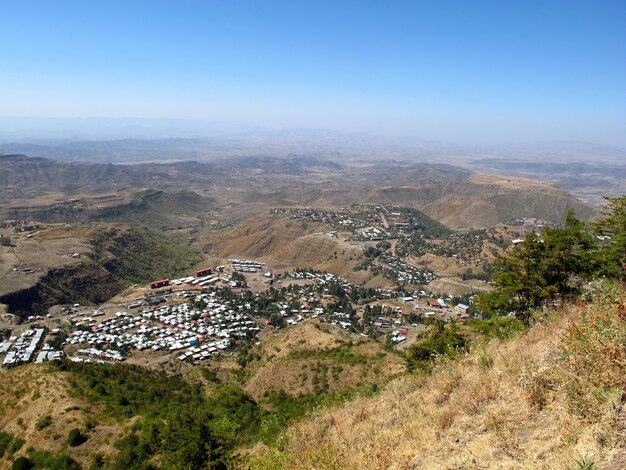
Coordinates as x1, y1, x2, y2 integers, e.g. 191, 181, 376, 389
1, 1, 625, 144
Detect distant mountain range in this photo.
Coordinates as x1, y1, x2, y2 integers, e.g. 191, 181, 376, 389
0, 152, 598, 228
0, 153, 344, 196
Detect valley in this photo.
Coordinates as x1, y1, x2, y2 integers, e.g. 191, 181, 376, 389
0, 150, 622, 469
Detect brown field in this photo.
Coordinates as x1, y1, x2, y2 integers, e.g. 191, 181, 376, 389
197, 216, 373, 284
0, 225, 91, 297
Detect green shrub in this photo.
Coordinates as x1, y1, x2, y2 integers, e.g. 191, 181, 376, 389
0, 431, 14, 458
28, 450, 81, 470
11, 457, 32, 470
67, 428, 87, 447
7, 438, 25, 457
35, 415, 52, 431
467, 316, 525, 340
405, 319, 468, 373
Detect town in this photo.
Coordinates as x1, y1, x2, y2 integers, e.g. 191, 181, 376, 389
0, 259, 481, 368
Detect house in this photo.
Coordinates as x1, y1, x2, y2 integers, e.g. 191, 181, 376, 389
195, 267, 212, 277
149, 279, 170, 289
455, 303, 470, 314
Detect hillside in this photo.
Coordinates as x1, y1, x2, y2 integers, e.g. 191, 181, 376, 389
0, 364, 124, 468
237, 174, 594, 229
2, 154, 595, 231
0, 189, 217, 231
246, 283, 626, 469
199, 216, 374, 283
90, 190, 216, 231
0, 224, 201, 319
0, 320, 404, 469
219, 321, 404, 402
0, 154, 345, 199
0, 225, 92, 297
367, 174, 594, 228
2, 284, 620, 469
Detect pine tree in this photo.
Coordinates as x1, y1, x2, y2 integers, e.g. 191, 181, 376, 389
593, 195, 626, 281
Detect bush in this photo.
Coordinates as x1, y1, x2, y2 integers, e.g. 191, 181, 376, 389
11, 457, 32, 470
28, 450, 81, 470
35, 415, 52, 431
467, 316, 525, 340
7, 438, 25, 457
405, 319, 468, 373
67, 428, 87, 447
0, 431, 14, 458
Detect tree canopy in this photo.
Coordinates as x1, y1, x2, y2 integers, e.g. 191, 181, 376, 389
479, 198, 625, 321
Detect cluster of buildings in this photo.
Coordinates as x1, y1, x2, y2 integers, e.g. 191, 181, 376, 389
229, 259, 265, 273
357, 226, 386, 241
64, 295, 261, 364
284, 270, 355, 291
389, 329, 408, 343
72, 347, 125, 362
376, 253, 437, 285
0, 250, 485, 370
148, 266, 237, 291
272, 205, 495, 278
1, 327, 64, 367
170, 273, 221, 288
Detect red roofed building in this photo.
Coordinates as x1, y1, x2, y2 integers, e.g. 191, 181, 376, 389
195, 267, 212, 277
149, 279, 170, 289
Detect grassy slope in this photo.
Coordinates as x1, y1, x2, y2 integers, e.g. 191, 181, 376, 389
215, 321, 405, 403
91, 189, 215, 231
0, 324, 404, 469
0, 285, 622, 468
0, 365, 124, 468
246, 283, 626, 469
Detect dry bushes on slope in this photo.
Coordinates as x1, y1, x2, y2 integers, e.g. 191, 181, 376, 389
246, 281, 625, 469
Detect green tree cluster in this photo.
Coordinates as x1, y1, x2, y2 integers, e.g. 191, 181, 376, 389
479, 197, 625, 321
405, 318, 468, 373
593, 195, 626, 280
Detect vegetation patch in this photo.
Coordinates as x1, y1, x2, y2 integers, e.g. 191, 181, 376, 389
405, 318, 468, 373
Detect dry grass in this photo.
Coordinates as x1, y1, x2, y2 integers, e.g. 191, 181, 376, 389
245, 283, 626, 469
0, 365, 124, 468
0, 224, 91, 296
221, 321, 404, 401
196, 215, 378, 284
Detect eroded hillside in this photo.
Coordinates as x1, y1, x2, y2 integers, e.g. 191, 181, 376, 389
245, 283, 626, 469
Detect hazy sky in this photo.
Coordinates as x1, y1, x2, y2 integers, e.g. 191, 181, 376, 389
1, 1, 625, 145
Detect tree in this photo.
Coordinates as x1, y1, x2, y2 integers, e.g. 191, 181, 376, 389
159, 408, 214, 469
269, 312, 286, 328
479, 210, 597, 322
479, 231, 550, 320
541, 209, 597, 298
593, 195, 626, 281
